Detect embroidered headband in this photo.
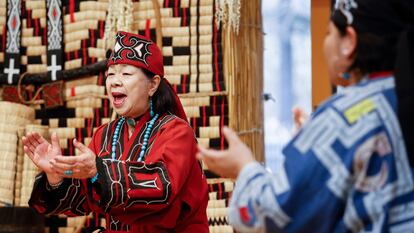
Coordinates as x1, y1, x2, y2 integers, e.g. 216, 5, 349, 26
107, 31, 164, 77
331, 0, 412, 35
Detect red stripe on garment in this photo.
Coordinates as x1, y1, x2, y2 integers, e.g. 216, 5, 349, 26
212, 96, 217, 115
77, 127, 82, 143
174, 0, 179, 17
75, 50, 79, 59
100, 21, 104, 38
69, 0, 75, 23
218, 181, 223, 198
69, 139, 73, 155
164, 0, 169, 8
87, 118, 92, 137
34, 19, 39, 36
95, 108, 100, 128
202, 106, 206, 127
220, 98, 225, 149
90, 30, 95, 46
182, 74, 187, 93
110, 162, 119, 205
71, 87, 75, 96
145, 19, 151, 38
27, 10, 32, 28
368, 71, 393, 80
182, 8, 187, 26
121, 161, 130, 195
192, 117, 197, 131
98, 72, 103, 86
82, 40, 87, 65
90, 29, 96, 63
213, 20, 220, 91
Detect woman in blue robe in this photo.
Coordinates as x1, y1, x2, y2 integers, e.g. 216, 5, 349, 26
197, 0, 414, 232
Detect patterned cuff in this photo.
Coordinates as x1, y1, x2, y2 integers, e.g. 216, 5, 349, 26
237, 161, 265, 180
46, 180, 64, 191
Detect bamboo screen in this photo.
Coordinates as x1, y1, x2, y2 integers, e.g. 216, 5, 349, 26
0, 0, 263, 232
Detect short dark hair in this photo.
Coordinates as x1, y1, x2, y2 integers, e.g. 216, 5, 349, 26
141, 69, 176, 115
333, 21, 398, 75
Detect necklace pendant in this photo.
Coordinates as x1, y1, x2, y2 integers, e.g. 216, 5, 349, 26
127, 118, 136, 128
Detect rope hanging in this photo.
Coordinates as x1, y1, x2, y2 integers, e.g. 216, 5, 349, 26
104, 0, 163, 49
215, 0, 241, 34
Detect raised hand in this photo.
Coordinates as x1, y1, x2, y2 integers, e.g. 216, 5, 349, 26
292, 106, 309, 134
22, 132, 62, 174
50, 139, 97, 179
196, 127, 255, 179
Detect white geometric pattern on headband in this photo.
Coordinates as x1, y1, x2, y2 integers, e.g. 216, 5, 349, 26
335, 0, 358, 24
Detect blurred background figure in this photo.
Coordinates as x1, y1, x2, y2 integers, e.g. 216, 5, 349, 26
198, 0, 414, 232
263, 0, 311, 172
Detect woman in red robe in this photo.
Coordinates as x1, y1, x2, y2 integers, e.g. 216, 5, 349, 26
22, 31, 209, 233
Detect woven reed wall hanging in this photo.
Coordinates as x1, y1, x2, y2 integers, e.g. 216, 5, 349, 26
0, 0, 263, 232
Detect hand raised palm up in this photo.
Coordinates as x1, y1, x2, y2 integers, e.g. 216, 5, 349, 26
22, 132, 61, 173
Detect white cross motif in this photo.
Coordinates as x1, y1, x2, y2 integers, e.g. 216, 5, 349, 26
47, 54, 62, 81
4, 58, 20, 84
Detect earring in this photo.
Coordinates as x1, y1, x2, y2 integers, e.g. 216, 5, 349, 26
150, 97, 154, 118
340, 72, 350, 80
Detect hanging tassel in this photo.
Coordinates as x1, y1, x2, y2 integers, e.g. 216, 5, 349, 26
215, 0, 241, 34
103, 0, 133, 50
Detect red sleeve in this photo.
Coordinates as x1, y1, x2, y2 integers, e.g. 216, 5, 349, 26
27, 124, 113, 216
29, 174, 91, 216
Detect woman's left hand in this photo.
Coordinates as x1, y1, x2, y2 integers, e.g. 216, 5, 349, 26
50, 139, 97, 179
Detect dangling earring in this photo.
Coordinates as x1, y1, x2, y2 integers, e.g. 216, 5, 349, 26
340, 72, 350, 80
150, 97, 154, 118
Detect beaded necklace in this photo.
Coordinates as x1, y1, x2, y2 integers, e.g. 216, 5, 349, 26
111, 113, 159, 161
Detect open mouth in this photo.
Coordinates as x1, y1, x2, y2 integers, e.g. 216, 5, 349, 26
112, 92, 127, 107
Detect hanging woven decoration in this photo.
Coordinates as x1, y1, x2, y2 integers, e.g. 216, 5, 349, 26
0, 0, 265, 233
103, 0, 133, 50
46, 0, 63, 81
215, 0, 241, 33
2, 0, 22, 84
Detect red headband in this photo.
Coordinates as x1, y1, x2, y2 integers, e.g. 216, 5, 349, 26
107, 31, 164, 76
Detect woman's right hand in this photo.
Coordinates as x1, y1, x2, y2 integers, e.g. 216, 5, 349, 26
22, 132, 63, 183
292, 106, 309, 134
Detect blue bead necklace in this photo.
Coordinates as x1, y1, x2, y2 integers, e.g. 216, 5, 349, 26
111, 114, 159, 161
111, 117, 125, 160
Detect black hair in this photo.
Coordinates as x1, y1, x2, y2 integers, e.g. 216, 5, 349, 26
333, 20, 399, 75
141, 69, 176, 115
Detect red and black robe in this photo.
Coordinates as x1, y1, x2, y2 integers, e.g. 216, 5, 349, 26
29, 112, 209, 233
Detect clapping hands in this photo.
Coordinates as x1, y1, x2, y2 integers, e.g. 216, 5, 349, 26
22, 132, 97, 183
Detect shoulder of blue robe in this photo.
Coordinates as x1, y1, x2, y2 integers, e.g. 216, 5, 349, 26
229, 77, 414, 233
